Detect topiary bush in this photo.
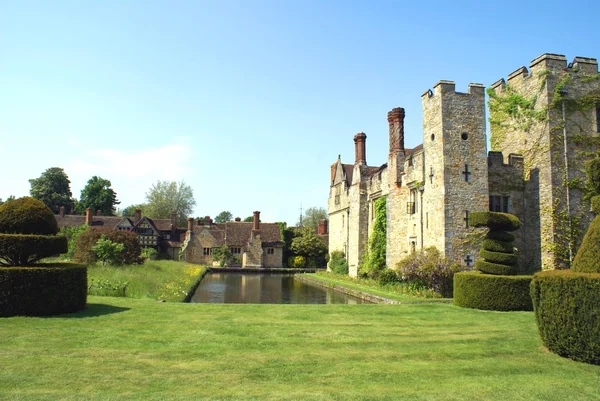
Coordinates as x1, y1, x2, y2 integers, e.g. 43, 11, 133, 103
530, 270, 600, 365
454, 211, 531, 310
0, 197, 67, 266
0, 263, 87, 317
571, 196, 600, 273
328, 250, 348, 275
453, 272, 533, 311
74, 227, 142, 265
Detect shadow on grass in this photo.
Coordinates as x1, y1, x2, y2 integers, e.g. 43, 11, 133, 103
42, 303, 131, 319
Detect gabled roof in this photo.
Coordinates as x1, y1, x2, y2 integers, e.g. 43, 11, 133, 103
191, 222, 283, 247
134, 217, 160, 235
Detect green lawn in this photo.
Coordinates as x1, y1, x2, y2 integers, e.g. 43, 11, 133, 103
87, 260, 207, 301
1, 297, 599, 400
299, 272, 451, 303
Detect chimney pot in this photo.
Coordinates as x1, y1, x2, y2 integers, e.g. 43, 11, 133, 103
387, 107, 405, 154
171, 210, 177, 226
85, 208, 93, 225
134, 208, 142, 224
318, 219, 329, 235
252, 211, 260, 231
187, 217, 194, 231
59, 206, 65, 218
235, 217, 241, 222
353, 132, 367, 165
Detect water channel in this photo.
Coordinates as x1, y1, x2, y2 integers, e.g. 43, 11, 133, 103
190, 272, 368, 304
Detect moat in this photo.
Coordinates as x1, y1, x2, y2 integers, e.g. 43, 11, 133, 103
190, 272, 368, 304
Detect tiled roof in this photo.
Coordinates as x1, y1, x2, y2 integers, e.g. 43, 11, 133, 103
405, 144, 423, 156
191, 222, 282, 247
55, 215, 122, 229
342, 164, 353, 185
152, 219, 175, 231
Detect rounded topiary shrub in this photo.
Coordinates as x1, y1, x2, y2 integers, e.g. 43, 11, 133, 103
454, 272, 533, 311
0, 197, 58, 235
73, 227, 142, 265
0, 197, 67, 266
572, 202, 600, 273
0, 263, 87, 317
530, 270, 600, 365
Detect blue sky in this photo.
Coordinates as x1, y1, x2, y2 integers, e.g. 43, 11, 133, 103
1, 0, 599, 225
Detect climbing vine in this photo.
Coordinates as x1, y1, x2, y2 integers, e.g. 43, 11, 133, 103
358, 196, 387, 278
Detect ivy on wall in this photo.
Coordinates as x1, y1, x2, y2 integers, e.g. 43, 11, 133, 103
358, 196, 387, 278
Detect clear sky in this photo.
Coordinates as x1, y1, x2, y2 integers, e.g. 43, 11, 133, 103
1, 0, 599, 225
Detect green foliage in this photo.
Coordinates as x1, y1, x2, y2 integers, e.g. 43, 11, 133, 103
585, 156, 600, 199
74, 228, 142, 265
92, 236, 125, 266
328, 250, 348, 275
0, 234, 67, 266
479, 249, 518, 266
297, 206, 328, 232
396, 247, 465, 297
468, 211, 522, 231
0, 195, 15, 205
359, 197, 387, 278
475, 259, 518, 275
290, 227, 327, 267
0, 263, 87, 316
141, 247, 158, 260
288, 255, 306, 268
275, 222, 295, 265
211, 244, 237, 267
572, 214, 600, 273
486, 231, 515, 242
481, 238, 513, 253
530, 270, 600, 365
591, 196, 600, 214
243, 216, 253, 222
214, 211, 233, 223
58, 225, 87, 260
378, 268, 400, 286
453, 272, 533, 311
144, 180, 196, 225
87, 278, 129, 297
120, 204, 147, 217
76, 176, 120, 216
29, 167, 74, 214
0, 196, 58, 235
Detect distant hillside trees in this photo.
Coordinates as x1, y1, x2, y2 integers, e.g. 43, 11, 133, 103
297, 206, 327, 232
144, 180, 196, 225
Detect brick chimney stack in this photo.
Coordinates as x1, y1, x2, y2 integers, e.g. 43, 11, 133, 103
59, 206, 65, 218
134, 208, 142, 224
85, 208, 93, 225
252, 211, 260, 231
235, 217, 241, 222
96, 210, 102, 216
170, 210, 177, 226
187, 217, 194, 231
354, 132, 367, 165
318, 219, 328, 235
387, 107, 405, 155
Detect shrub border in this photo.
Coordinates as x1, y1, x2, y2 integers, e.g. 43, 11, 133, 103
453, 271, 533, 311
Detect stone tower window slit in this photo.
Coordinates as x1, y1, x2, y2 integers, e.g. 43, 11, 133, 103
596, 106, 600, 133
464, 254, 473, 267
462, 164, 471, 182
429, 166, 434, 184
464, 210, 469, 228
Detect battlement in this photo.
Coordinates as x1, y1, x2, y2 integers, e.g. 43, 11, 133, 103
421, 81, 485, 98
487, 151, 524, 170
490, 53, 599, 92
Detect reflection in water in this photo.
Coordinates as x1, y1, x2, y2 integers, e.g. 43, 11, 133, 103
190, 273, 367, 304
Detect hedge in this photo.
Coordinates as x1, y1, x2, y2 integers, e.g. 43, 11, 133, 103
486, 231, 515, 242
74, 228, 142, 265
453, 272, 533, 311
481, 238, 514, 253
475, 259, 518, 275
479, 249, 518, 266
468, 212, 522, 231
0, 197, 58, 235
0, 234, 68, 266
591, 195, 600, 214
0, 263, 87, 316
530, 270, 600, 365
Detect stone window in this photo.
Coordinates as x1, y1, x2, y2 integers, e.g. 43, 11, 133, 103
408, 156, 413, 167
203, 247, 212, 256
231, 247, 241, 254
267, 248, 274, 255
335, 195, 340, 205
489, 195, 510, 213
462, 164, 471, 182
410, 241, 416, 254
464, 254, 473, 267
596, 106, 600, 133
406, 202, 416, 215
464, 210, 469, 228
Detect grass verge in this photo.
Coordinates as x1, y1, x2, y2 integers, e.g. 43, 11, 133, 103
1, 297, 599, 400
299, 271, 451, 303
87, 260, 207, 302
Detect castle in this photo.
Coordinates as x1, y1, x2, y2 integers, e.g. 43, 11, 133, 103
328, 53, 600, 276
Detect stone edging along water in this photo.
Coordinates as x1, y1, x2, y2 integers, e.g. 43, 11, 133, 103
209, 267, 320, 274
294, 275, 403, 304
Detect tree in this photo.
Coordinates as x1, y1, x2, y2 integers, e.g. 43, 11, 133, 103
297, 206, 327, 232
243, 216, 253, 222
215, 211, 233, 223
212, 244, 237, 267
120, 204, 147, 217
290, 227, 328, 267
29, 167, 74, 213
76, 176, 120, 216
0, 196, 15, 206
92, 236, 125, 266
144, 180, 196, 225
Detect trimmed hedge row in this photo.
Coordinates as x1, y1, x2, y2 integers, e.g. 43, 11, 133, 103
486, 231, 515, 242
0, 234, 67, 266
0, 263, 87, 317
481, 238, 513, 253
479, 249, 518, 266
0, 197, 58, 235
530, 270, 600, 365
468, 212, 522, 231
453, 271, 533, 311
475, 260, 518, 275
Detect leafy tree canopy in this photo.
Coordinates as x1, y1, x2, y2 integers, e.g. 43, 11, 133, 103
144, 180, 196, 225
29, 167, 73, 213
297, 206, 327, 232
290, 227, 328, 267
0, 195, 15, 206
76, 176, 120, 216
215, 211, 233, 223
243, 216, 253, 222
120, 204, 147, 217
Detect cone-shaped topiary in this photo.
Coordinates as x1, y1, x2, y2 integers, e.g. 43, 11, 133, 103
0, 197, 66, 266
572, 195, 600, 273
468, 211, 521, 276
